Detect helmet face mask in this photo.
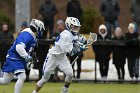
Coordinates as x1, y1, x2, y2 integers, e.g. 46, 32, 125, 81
65, 17, 81, 35
36, 27, 44, 38
71, 24, 80, 33
30, 19, 45, 38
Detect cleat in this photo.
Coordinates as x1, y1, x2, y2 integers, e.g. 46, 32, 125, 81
32, 90, 38, 93
60, 87, 69, 93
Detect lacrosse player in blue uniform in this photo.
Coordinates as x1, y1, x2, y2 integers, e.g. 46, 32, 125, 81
0, 19, 45, 93
32, 17, 88, 93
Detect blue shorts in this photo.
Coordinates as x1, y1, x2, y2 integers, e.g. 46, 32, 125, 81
2, 58, 26, 74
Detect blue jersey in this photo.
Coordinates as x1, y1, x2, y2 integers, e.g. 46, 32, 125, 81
7, 28, 37, 60
3, 28, 37, 74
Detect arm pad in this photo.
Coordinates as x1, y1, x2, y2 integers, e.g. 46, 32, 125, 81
16, 43, 28, 58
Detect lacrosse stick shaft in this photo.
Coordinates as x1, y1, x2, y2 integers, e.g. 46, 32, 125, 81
32, 52, 39, 63
71, 56, 79, 65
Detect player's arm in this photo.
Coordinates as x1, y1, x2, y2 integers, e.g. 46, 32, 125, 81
15, 32, 33, 62
68, 34, 87, 56
70, 32, 96, 56
16, 42, 28, 58
59, 34, 73, 54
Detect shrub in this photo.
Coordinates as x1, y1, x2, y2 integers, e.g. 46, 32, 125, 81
0, 10, 14, 32
4, 0, 15, 7
80, 7, 100, 34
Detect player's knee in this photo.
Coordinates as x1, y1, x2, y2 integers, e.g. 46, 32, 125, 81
43, 71, 52, 80
2, 82, 10, 85
42, 78, 48, 84
65, 71, 73, 82
37, 77, 48, 87
65, 70, 73, 77
37, 70, 53, 87
17, 73, 26, 82
0, 78, 11, 85
2, 81, 10, 85
21, 74, 26, 81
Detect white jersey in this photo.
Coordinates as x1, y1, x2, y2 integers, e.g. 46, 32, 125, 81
42, 30, 76, 84
49, 30, 78, 56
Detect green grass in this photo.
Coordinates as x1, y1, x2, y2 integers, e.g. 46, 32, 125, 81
1, 82, 140, 93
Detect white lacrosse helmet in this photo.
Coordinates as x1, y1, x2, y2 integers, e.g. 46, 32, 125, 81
30, 19, 45, 38
65, 17, 81, 34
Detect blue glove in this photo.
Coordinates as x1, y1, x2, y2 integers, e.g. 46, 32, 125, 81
25, 55, 33, 62
79, 44, 88, 51
75, 41, 88, 51
69, 43, 88, 56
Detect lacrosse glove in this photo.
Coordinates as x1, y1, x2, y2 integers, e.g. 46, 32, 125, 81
26, 62, 34, 70
25, 55, 33, 62
25, 55, 34, 69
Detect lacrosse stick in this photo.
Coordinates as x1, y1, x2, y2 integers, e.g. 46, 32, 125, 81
71, 32, 97, 65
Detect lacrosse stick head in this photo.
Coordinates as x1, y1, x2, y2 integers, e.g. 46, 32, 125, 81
87, 32, 97, 45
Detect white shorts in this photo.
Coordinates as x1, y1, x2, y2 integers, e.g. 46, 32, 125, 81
42, 53, 73, 76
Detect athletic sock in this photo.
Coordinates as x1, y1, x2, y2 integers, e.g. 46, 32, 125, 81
14, 73, 26, 93
32, 90, 38, 93
64, 84, 69, 88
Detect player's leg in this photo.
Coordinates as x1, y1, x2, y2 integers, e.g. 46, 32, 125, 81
134, 22, 139, 32
115, 65, 121, 80
14, 72, 26, 93
11, 59, 27, 93
134, 58, 139, 79
0, 72, 13, 84
120, 64, 125, 80
59, 57, 73, 93
98, 62, 104, 79
49, 18, 54, 39
1, 58, 26, 93
76, 57, 82, 79
53, 67, 60, 81
127, 58, 135, 79
105, 21, 111, 38
113, 20, 119, 30
33, 55, 57, 93
42, 18, 49, 39
69, 55, 76, 78
25, 68, 30, 82
103, 60, 109, 78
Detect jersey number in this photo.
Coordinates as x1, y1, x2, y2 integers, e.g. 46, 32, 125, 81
55, 35, 60, 42
54, 35, 60, 46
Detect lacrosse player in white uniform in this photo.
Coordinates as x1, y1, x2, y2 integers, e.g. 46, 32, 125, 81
32, 17, 88, 93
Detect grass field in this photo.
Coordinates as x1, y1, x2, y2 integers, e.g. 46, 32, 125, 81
1, 82, 140, 93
